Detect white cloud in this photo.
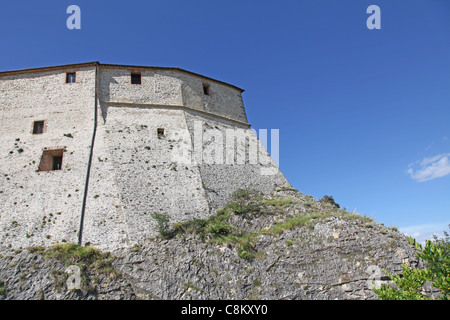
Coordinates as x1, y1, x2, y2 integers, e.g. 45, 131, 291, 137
408, 153, 450, 182
420, 153, 446, 166
400, 222, 449, 245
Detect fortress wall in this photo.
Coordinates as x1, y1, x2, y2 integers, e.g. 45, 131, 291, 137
177, 73, 248, 124
0, 67, 96, 249
87, 104, 210, 246
184, 111, 290, 210
98, 67, 247, 125
98, 68, 183, 106
0, 63, 288, 251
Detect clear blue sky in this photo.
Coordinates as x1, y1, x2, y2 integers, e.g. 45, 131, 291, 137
1, 0, 449, 242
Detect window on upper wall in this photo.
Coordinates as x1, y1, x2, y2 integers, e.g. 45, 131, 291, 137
66, 72, 76, 83
131, 73, 142, 85
33, 121, 45, 134
203, 83, 210, 95
38, 149, 64, 172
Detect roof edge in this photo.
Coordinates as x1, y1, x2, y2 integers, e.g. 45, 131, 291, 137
99, 63, 244, 92
0, 62, 244, 92
0, 62, 100, 76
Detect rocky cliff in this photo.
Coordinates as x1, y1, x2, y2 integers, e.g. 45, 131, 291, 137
0, 187, 422, 300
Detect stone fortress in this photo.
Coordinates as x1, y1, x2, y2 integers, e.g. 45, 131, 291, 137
0, 62, 289, 251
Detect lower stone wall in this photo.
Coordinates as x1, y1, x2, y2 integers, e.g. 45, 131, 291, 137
82, 105, 212, 248
0, 104, 290, 252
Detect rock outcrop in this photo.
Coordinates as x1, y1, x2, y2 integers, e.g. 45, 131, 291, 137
0, 188, 422, 300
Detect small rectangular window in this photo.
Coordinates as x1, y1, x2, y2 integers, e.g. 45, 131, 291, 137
38, 149, 64, 172
203, 83, 210, 95
131, 73, 142, 85
157, 128, 165, 138
33, 121, 45, 134
66, 72, 76, 83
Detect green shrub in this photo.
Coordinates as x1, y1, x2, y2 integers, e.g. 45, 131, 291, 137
206, 222, 231, 237
319, 195, 340, 208
27, 246, 45, 254
151, 213, 171, 238
238, 249, 255, 261
261, 198, 298, 207
232, 189, 251, 201
237, 238, 257, 261
373, 225, 450, 300
174, 210, 236, 242
45, 243, 105, 266
173, 218, 207, 236
225, 202, 260, 215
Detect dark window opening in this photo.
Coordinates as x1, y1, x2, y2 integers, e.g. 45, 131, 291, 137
38, 149, 64, 172
157, 128, 165, 138
66, 72, 76, 83
33, 121, 45, 134
131, 73, 142, 85
52, 156, 63, 171
203, 83, 210, 95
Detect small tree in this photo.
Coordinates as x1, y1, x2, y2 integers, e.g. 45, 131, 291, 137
151, 213, 171, 238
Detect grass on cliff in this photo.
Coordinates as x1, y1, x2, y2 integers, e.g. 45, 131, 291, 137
174, 209, 332, 261
170, 188, 380, 261
172, 189, 336, 260
27, 243, 119, 293
260, 198, 300, 207
43, 243, 115, 272
261, 212, 331, 236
